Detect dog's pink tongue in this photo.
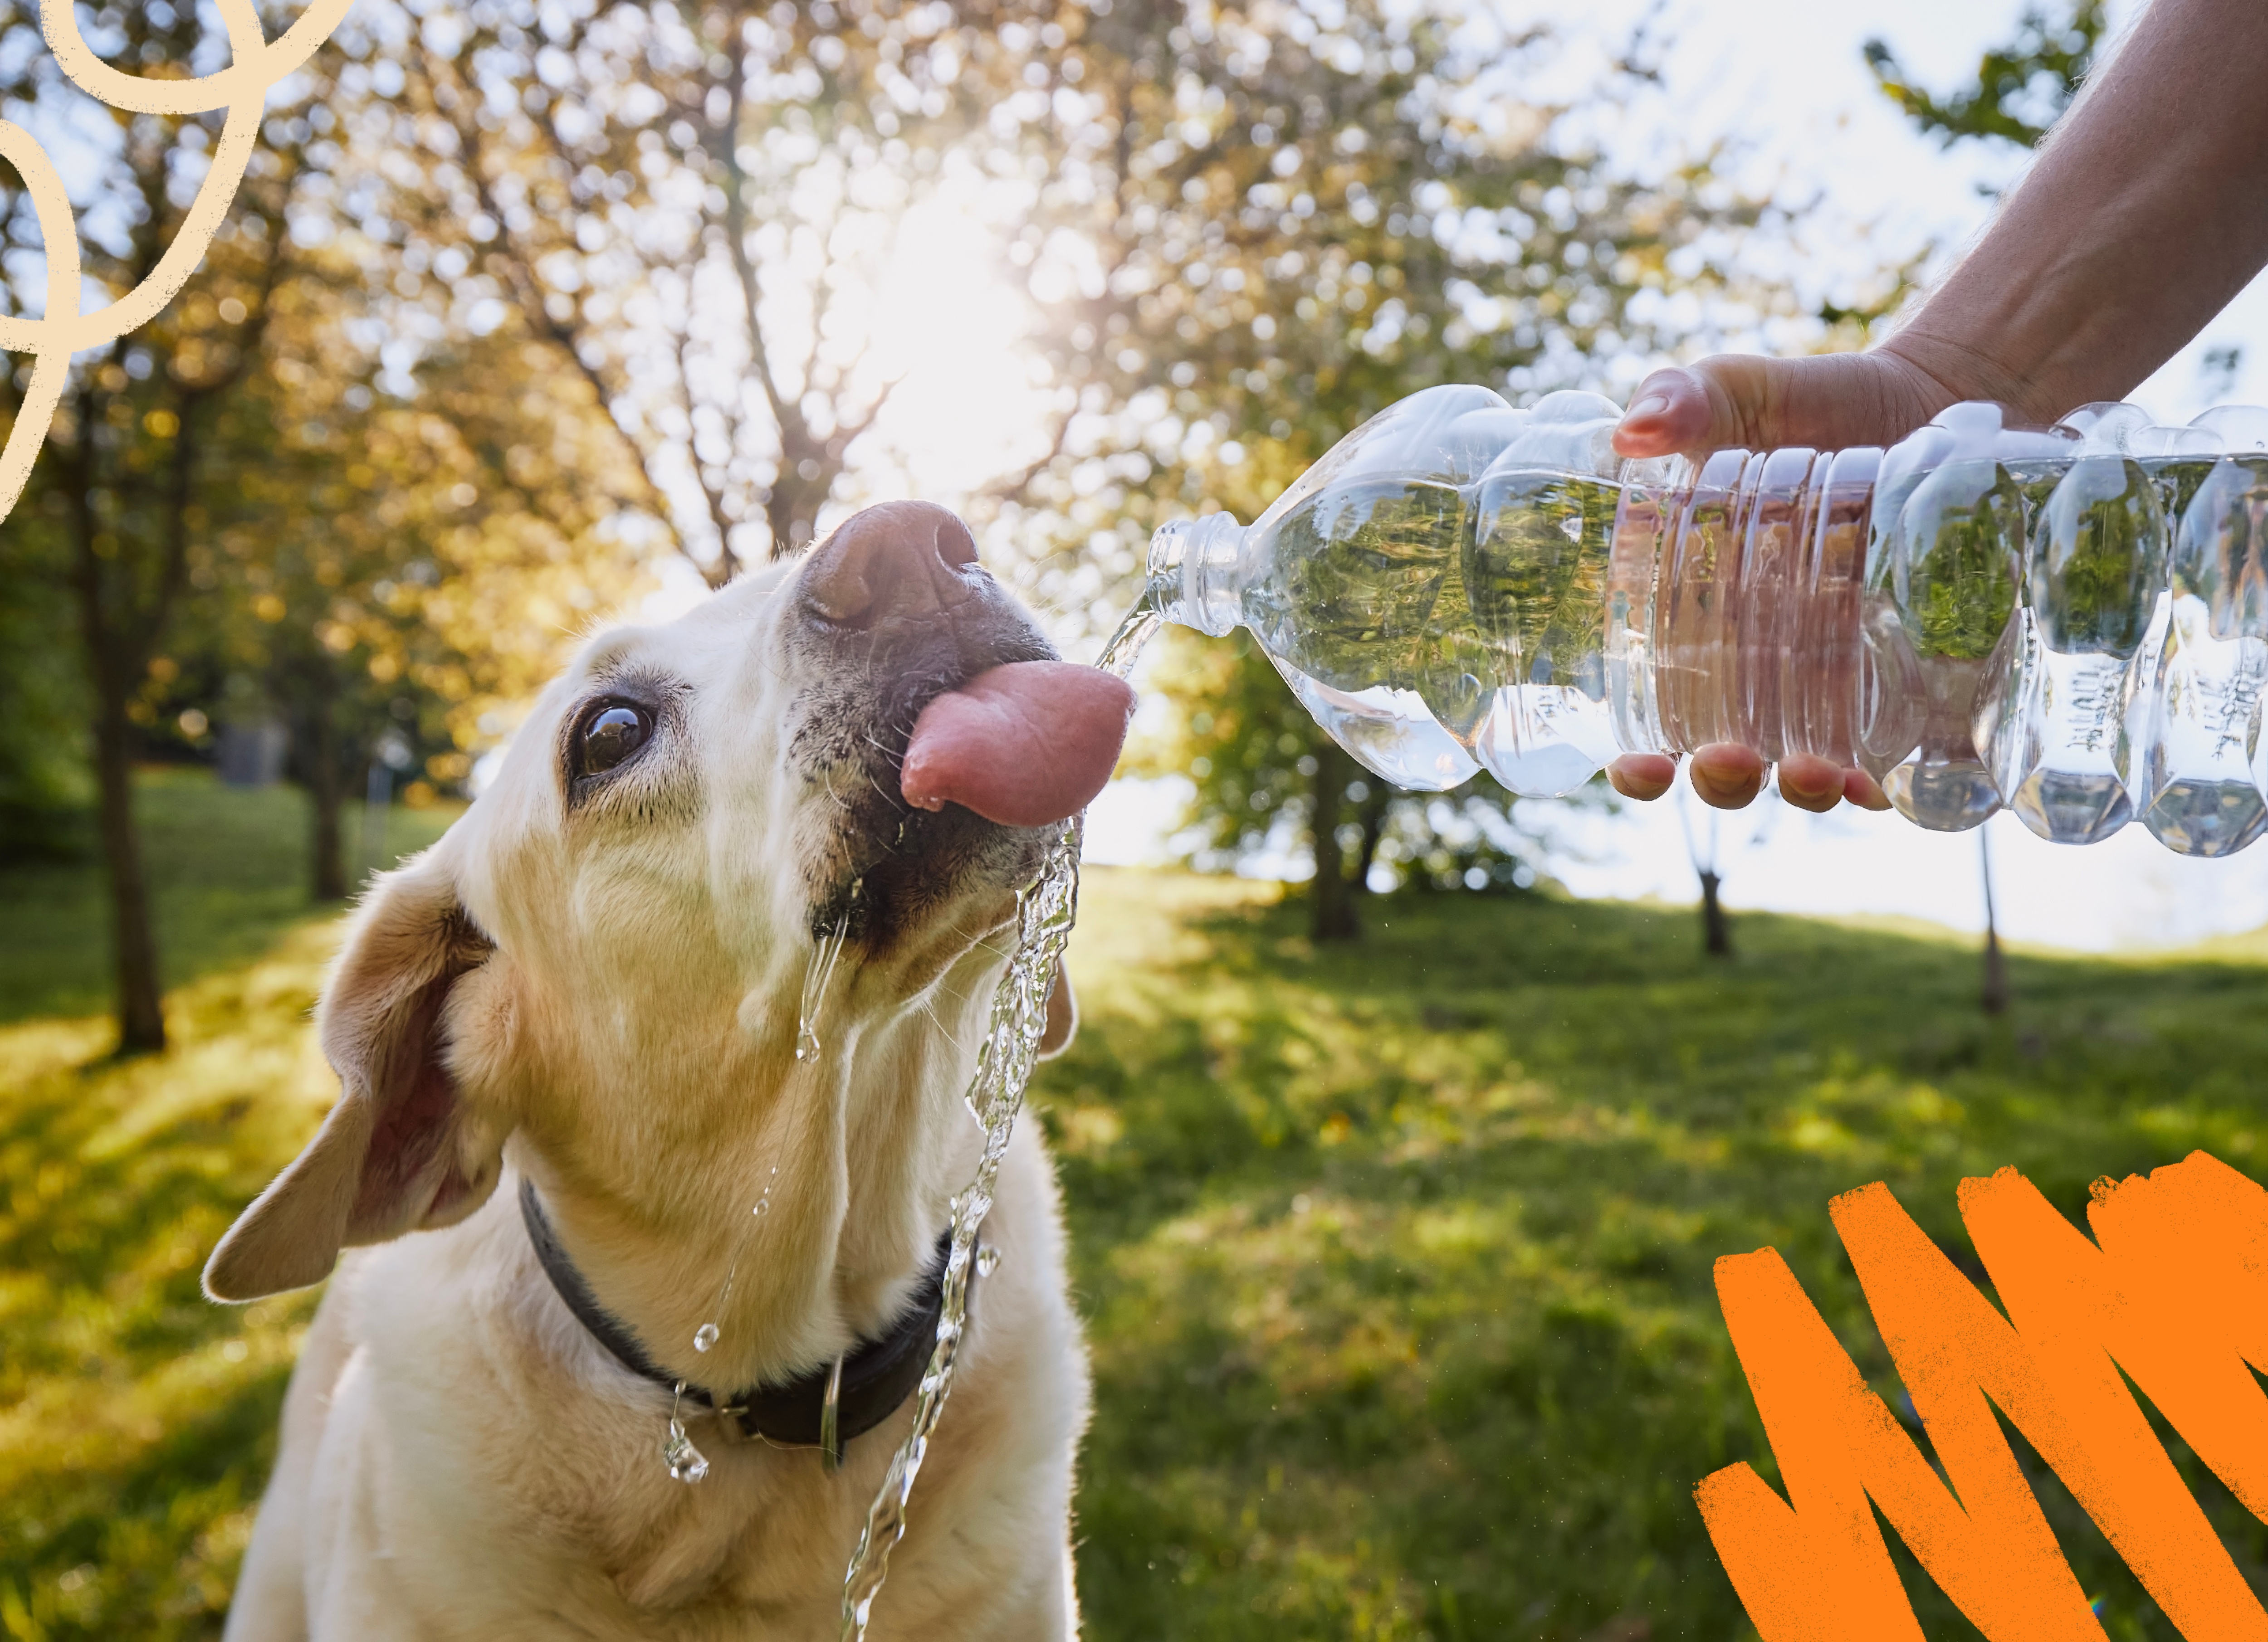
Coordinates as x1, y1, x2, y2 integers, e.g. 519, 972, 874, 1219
901, 662, 1135, 828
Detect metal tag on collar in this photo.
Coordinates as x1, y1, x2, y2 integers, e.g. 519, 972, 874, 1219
819, 1356, 846, 1474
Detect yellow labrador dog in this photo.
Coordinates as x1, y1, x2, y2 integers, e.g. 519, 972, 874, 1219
206, 504, 1134, 1640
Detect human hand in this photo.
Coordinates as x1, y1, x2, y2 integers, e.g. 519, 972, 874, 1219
1601, 349, 1958, 813
1609, 349, 1964, 463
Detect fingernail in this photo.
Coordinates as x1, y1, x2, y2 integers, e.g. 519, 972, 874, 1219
1622, 394, 1669, 424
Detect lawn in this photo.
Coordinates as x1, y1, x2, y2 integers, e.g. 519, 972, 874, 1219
5, 774, 2267, 1640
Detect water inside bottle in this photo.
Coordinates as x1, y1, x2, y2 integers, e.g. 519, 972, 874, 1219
2009, 455, 2158, 843
2136, 453, 2268, 853
1461, 470, 1619, 794
1154, 388, 2268, 855
2140, 600, 2268, 856
1249, 471, 1624, 795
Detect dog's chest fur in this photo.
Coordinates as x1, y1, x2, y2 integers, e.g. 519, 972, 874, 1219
266, 1123, 1085, 1640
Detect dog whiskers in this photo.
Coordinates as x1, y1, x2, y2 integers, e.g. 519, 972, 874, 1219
915, 998, 963, 1052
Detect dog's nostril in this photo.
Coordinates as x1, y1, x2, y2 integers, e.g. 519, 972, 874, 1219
800, 500, 980, 630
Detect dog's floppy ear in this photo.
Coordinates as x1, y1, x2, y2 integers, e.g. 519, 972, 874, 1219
1037, 964, 1077, 1060
205, 848, 507, 1302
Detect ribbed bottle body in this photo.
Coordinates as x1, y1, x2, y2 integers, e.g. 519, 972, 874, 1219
1146, 387, 2268, 853
1149, 385, 1655, 795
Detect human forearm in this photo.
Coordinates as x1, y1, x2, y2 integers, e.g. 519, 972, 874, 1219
1617, 0, 2268, 463
1888, 0, 2268, 421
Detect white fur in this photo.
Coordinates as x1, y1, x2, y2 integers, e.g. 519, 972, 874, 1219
215, 560, 1091, 1640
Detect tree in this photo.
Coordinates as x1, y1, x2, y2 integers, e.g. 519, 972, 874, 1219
0, 0, 644, 1042
0, 0, 322, 1052
1865, 2, 2107, 153
0, 557, 89, 863
1979, 830, 2009, 1013
392, 0, 1001, 581
155, 223, 650, 901
1681, 794, 1733, 960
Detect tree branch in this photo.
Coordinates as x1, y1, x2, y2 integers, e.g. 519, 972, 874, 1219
421, 41, 688, 562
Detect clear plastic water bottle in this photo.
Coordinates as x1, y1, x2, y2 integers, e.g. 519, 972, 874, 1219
1145, 384, 2268, 855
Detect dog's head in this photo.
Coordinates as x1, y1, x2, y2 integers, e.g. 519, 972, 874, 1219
205, 503, 1117, 1303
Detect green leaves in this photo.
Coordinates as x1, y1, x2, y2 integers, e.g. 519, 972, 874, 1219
1865, 1, 2107, 152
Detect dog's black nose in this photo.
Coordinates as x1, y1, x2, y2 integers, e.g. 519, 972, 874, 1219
800, 501, 980, 629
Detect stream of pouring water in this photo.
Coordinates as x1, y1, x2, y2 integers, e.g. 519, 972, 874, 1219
835, 599, 1161, 1640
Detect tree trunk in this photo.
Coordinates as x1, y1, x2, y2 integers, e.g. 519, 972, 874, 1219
65, 412, 169, 1057
92, 689, 166, 1053
305, 673, 347, 902
1698, 869, 1732, 959
1980, 828, 2009, 1014
1353, 780, 1390, 893
1310, 741, 1360, 941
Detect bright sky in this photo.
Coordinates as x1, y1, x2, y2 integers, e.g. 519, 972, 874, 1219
1085, 0, 2268, 952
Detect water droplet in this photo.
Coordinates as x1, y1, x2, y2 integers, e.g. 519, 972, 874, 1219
752, 1199, 768, 1217
976, 1247, 1001, 1277
662, 1420, 709, 1483
693, 1322, 719, 1353
797, 912, 852, 1065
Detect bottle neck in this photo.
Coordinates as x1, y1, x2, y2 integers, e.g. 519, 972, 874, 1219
1146, 512, 1246, 637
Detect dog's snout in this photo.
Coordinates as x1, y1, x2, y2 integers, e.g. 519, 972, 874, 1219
801, 501, 980, 630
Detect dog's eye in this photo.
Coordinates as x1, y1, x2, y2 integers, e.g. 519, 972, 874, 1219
579, 704, 653, 776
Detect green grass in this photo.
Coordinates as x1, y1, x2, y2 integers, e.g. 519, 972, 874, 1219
0, 768, 457, 1028
1047, 873, 2268, 1641
0, 774, 455, 1639
4, 781, 2267, 1639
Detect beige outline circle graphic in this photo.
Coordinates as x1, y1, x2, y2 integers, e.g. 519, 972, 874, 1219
0, 0, 355, 521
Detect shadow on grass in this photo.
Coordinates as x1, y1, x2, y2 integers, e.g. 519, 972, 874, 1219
0, 770, 458, 1029
1, 892, 333, 1642
1042, 874, 2268, 1641
3, 1369, 292, 1641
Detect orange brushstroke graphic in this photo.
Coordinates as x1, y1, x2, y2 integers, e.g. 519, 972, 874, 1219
1699, 1150, 2268, 1639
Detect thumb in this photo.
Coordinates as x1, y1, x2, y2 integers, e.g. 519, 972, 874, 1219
1611, 365, 1725, 459
1614, 350, 1965, 459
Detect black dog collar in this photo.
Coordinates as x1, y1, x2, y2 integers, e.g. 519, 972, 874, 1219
519, 1176, 963, 1460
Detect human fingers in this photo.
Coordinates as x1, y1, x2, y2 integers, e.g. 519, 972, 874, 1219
1607, 752, 1677, 801
1610, 366, 1715, 459
1688, 742, 1767, 809
1777, 754, 1845, 814
1843, 767, 1892, 811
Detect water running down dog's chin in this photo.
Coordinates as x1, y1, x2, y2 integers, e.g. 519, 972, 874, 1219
809, 800, 1050, 951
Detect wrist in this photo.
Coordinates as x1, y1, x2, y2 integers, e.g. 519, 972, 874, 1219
1873, 330, 2066, 431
